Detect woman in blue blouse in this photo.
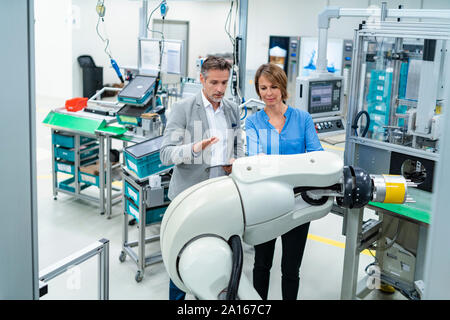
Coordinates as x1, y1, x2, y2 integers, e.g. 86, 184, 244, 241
246, 63, 323, 300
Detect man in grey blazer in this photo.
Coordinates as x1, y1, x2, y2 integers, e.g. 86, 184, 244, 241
160, 56, 244, 300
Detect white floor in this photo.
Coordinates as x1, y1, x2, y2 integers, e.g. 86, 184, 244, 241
36, 95, 406, 300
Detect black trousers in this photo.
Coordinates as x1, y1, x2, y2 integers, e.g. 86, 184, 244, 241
253, 222, 310, 300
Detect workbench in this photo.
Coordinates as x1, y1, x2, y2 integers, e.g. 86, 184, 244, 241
340, 188, 431, 300
44, 107, 173, 282
43, 108, 127, 218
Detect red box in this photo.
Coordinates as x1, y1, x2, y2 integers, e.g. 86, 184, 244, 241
65, 97, 88, 112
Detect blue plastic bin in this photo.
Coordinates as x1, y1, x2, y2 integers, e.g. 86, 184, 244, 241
126, 198, 167, 225
123, 136, 173, 178
54, 144, 99, 162
55, 159, 97, 175
58, 176, 90, 193
78, 171, 106, 186
124, 181, 140, 204
52, 132, 95, 149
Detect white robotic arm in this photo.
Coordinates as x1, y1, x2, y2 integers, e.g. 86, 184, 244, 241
160, 151, 413, 300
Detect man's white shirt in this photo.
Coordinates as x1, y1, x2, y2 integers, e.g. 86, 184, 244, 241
201, 90, 229, 178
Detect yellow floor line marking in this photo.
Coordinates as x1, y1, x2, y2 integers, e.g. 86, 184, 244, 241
37, 174, 52, 180
308, 233, 375, 256
322, 143, 345, 151
112, 181, 123, 188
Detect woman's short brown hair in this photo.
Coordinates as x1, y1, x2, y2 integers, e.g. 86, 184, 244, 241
254, 63, 288, 101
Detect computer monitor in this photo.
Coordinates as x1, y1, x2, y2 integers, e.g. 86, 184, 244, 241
308, 80, 341, 115
138, 38, 185, 76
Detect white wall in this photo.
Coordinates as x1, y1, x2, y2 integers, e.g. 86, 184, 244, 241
149, 1, 234, 76
71, 0, 233, 97
72, 0, 141, 97
34, 0, 72, 99
247, 0, 326, 71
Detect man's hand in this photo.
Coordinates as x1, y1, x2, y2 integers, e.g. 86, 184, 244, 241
192, 137, 219, 153
222, 158, 235, 175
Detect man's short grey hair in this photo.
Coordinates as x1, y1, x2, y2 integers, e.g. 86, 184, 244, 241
200, 56, 232, 79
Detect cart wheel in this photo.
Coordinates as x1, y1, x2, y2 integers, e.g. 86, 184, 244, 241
135, 271, 144, 283
53, 197, 57, 200
119, 251, 126, 263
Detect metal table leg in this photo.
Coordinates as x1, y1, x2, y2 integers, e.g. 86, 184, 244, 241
51, 129, 58, 199
74, 134, 80, 194
137, 182, 146, 282
98, 135, 105, 215
340, 207, 364, 300
106, 135, 112, 219
120, 170, 128, 264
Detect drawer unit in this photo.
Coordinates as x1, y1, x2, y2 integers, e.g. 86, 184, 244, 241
124, 180, 140, 204
54, 144, 99, 162
125, 181, 170, 208
58, 177, 89, 193
125, 198, 167, 225
52, 132, 95, 149
55, 159, 98, 175
78, 171, 105, 187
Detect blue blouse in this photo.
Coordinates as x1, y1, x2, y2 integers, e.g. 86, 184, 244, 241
245, 106, 323, 156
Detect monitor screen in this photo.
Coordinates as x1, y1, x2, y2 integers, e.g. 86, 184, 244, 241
139, 38, 185, 75
310, 84, 332, 108
308, 80, 342, 115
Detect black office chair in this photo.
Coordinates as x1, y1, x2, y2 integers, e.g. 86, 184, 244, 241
77, 55, 103, 98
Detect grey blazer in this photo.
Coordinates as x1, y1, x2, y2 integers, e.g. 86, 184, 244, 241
160, 91, 244, 200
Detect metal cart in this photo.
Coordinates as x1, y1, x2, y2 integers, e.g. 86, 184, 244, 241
119, 166, 171, 282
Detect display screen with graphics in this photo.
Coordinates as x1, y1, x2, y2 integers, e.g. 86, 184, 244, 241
308, 80, 342, 114
311, 84, 332, 108
299, 37, 343, 77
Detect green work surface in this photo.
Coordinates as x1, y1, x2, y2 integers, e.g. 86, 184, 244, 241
115, 134, 135, 142
43, 111, 106, 135
96, 125, 127, 136
368, 188, 431, 224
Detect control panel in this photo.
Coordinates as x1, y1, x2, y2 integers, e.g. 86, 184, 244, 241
342, 39, 353, 96
295, 73, 344, 119
313, 117, 345, 135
